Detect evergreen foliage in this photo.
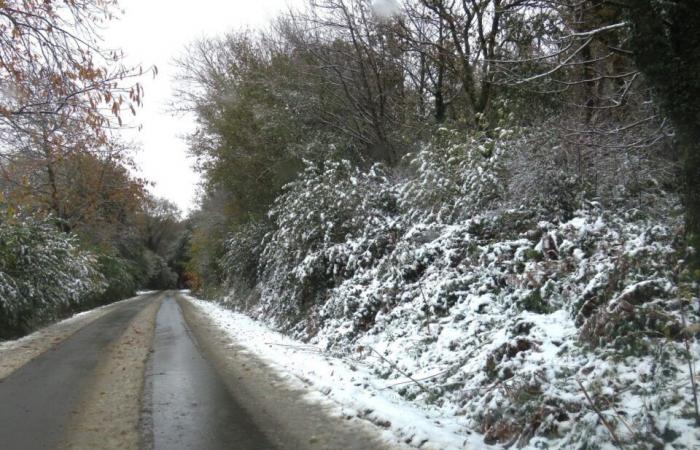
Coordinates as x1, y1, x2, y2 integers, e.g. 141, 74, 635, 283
0, 213, 105, 338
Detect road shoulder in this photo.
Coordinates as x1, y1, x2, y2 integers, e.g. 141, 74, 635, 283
0, 293, 160, 381
178, 294, 406, 450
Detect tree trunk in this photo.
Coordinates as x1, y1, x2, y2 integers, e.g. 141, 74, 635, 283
435, 18, 447, 123
40, 128, 70, 233
627, 0, 700, 272
680, 130, 700, 271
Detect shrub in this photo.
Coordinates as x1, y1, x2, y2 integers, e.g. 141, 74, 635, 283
89, 254, 138, 306
258, 159, 398, 325
399, 127, 507, 224
0, 213, 105, 338
221, 218, 271, 308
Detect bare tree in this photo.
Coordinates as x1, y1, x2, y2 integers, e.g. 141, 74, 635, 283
283, 0, 412, 164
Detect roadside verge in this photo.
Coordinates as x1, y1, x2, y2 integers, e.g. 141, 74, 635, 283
178, 293, 411, 450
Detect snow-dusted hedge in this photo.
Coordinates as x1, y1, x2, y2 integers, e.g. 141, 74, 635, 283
255, 160, 398, 327
218, 131, 698, 449
0, 214, 106, 338
399, 127, 507, 224
313, 199, 697, 449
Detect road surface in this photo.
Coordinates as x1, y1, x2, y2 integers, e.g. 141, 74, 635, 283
145, 297, 272, 450
0, 295, 154, 449
0, 292, 397, 450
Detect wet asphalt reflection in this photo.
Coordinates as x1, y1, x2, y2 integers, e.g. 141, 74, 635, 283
144, 296, 275, 450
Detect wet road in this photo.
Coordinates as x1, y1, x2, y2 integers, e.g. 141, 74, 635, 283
0, 293, 395, 450
0, 295, 154, 449
144, 297, 274, 450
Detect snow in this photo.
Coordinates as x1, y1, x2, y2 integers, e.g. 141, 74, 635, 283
216, 146, 699, 448
136, 290, 157, 296
187, 295, 495, 450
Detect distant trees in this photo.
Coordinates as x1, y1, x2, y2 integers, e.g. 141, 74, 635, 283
139, 197, 187, 289
174, 33, 308, 219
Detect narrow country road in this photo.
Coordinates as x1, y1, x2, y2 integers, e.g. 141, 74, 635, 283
0, 292, 397, 450
144, 297, 272, 450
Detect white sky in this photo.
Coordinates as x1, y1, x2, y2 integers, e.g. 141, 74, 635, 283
104, 0, 301, 214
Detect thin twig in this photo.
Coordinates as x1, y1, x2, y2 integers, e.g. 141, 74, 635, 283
416, 281, 434, 334
601, 396, 638, 441
577, 379, 625, 449
368, 346, 433, 396
382, 368, 451, 389
681, 312, 700, 426
265, 342, 323, 353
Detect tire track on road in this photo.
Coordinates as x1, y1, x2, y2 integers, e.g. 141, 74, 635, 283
0, 293, 160, 450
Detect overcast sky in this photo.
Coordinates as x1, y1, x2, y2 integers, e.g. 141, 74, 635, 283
104, 1, 301, 214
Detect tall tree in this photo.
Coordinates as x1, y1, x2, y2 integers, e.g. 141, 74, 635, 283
487, 0, 698, 270
292, 0, 411, 164
0, 0, 149, 131
626, 0, 700, 272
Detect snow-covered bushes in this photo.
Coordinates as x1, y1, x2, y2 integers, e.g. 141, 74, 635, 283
311, 200, 696, 449
221, 218, 270, 308
216, 131, 698, 449
0, 214, 106, 338
507, 121, 677, 219
256, 160, 399, 328
400, 128, 506, 224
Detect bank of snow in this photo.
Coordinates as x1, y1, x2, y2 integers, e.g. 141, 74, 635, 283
188, 295, 494, 450
220, 201, 700, 449
213, 144, 699, 448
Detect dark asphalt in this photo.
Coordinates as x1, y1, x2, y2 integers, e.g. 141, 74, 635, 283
143, 296, 274, 450
0, 295, 153, 450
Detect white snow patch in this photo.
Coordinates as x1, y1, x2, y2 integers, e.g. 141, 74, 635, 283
187, 295, 494, 450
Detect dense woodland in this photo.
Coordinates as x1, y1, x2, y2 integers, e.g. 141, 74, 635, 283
176, 0, 699, 296
1, 0, 699, 447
